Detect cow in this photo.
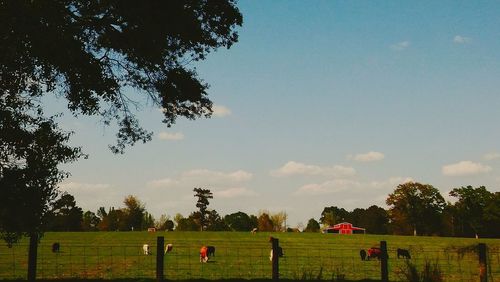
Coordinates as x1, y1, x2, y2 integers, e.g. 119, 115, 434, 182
367, 247, 382, 260
251, 228, 258, 234
397, 248, 411, 259
359, 249, 367, 261
164, 244, 173, 254
52, 242, 60, 253
207, 245, 216, 257
143, 244, 151, 255
269, 247, 284, 261
200, 246, 209, 263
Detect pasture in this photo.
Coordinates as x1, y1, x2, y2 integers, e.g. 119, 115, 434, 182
0, 231, 499, 281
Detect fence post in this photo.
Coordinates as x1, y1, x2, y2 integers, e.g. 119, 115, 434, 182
27, 233, 38, 282
380, 241, 388, 282
156, 236, 164, 282
270, 237, 279, 280
479, 243, 487, 282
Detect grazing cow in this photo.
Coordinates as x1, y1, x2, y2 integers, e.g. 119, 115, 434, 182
359, 249, 367, 261
367, 247, 382, 260
200, 246, 208, 263
164, 244, 173, 254
269, 247, 284, 261
143, 244, 151, 255
251, 228, 258, 234
206, 245, 216, 257
397, 248, 411, 259
52, 242, 60, 253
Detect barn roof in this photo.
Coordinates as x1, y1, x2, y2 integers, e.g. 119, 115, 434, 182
325, 222, 365, 231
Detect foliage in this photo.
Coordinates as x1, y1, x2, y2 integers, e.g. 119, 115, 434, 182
46, 192, 83, 231
224, 211, 256, 231
193, 188, 213, 231
257, 212, 274, 232
123, 195, 146, 231
270, 211, 287, 232
350, 205, 389, 234
0, 97, 82, 244
387, 182, 446, 236
399, 260, 443, 282
1, 0, 243, 153
82, 211, 100, 231
304, 218, 320, 232
320, 206, 349, 227
449, 186, 497, 238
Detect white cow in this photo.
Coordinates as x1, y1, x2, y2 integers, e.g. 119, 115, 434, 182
143, 244, 150, 255
164, 243, 173, 254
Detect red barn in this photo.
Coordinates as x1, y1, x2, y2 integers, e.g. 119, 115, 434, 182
323, 222, 365, 234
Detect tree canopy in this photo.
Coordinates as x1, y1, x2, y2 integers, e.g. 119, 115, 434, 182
1, 0, 243, 152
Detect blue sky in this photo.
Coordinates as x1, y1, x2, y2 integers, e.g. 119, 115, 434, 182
56, 1, 500, 227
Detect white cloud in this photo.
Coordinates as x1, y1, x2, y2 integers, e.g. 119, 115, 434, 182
271, 161, 356, 178
147, 178, 179, 188
349, 151, 385, 162
215, 187, 258, 198
59, 182, 111, 192
181, 169, 253, 182
442, 161, 492, 176
158, 132, 184, 141
453, 35, 471, 44
484, 152, 500, 161
369, 177, 414, 189
294, 179, 361, 196
212, 105, 232, 117
390, 41, 410, 51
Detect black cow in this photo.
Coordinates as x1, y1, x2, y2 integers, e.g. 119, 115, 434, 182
207, 246, 216, 257
397, 248, 411, 259
52, 242, 60, 253
360, 249, 367, 261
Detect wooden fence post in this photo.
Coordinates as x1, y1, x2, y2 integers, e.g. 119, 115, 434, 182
27, 233, 38, 282
380, 241, 388, 282
479, 243, 487, 282
270, 237, 279, 280
156, 236, 164, 282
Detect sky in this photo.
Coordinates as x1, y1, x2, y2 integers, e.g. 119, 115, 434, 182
54, 0, 500, 227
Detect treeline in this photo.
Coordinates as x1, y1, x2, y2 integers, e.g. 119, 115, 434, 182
46, 183, 500, 238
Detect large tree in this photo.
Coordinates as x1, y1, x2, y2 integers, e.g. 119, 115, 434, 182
449, 186, 496, 238
224, 211, 256, 231
386, 182, 446, 236
193, 187, 213, 231
123, 195, 145, 231
47, 192, 83, 231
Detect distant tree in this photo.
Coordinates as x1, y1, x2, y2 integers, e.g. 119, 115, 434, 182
82, 211, 100, 231
97, 207, 126, 231
193, 188, 213, 231
155, 214, 170, 231
270, 211, 287, 232
320, 206, 349, 227
206, 210, 229, 231
175, 213, 199, 231
257, 212, 274, 232
165, 219, 175, 232
353, 205, 389, 234
224, 211, 255, 231
304, 218, 320, 232
142, 212, 155, 230
47, 193, 83, 231
484, 192, 500, 237
123, 195, 145, 231
449, 186, 495, 238
387, 182, 446, 236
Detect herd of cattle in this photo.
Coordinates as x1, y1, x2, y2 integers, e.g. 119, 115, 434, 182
51, 242, 411, 262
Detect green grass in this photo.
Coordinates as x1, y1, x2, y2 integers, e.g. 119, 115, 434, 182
0, 232, 499, 281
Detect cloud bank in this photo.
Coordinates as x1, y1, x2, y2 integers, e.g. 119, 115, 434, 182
442, 161, 492, 176
349, 151, 385, 162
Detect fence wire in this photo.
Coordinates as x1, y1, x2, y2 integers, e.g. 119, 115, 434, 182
0, 240, 498, 281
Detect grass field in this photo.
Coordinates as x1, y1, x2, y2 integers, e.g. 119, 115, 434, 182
0, 231, 499, 281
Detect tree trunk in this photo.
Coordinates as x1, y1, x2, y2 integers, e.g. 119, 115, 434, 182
28, 233, 38, 281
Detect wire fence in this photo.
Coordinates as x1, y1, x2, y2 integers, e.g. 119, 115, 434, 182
0, 239, 498, 281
